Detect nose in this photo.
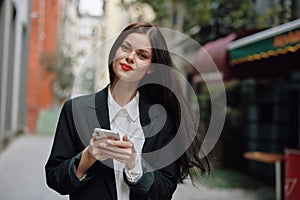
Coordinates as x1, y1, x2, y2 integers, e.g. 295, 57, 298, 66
125, 51, 135, 64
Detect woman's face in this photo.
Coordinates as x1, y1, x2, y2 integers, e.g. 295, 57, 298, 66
112, 33, 153, 83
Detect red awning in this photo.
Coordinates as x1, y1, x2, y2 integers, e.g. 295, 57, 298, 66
193, 34, 237, 82
193, 30, 261, 82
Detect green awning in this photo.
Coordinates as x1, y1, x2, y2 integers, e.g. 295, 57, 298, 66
228, 19, 300, 66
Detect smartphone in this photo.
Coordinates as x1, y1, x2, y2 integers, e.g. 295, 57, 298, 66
94, 128, 120, 140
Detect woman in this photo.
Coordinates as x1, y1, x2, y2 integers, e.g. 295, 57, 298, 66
45, 22, 209, 200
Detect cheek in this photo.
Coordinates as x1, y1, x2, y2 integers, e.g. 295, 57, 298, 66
114, 49, 127, 60
137, 61, 151, 70
112, 52, 123, 68
137, 64, 152, 75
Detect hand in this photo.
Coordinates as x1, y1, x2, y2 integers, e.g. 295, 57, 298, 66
87, 133, 110, 161
99, 135, 137, 170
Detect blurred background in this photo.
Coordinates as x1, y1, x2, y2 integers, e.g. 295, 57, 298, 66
0, 0, 300, 199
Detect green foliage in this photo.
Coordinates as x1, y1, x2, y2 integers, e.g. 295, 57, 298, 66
121, 0, 171, 24
179, 0, 212, 31
197, 80, 256, 168
197, 80, 256, 142
256, 2, 293, 28
121, 0, 294, 40
40, 52, 75, 103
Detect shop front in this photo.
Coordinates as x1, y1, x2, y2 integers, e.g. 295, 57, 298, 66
228, 18, 300, 81
228, 19, 300, 199
193, 19, 300, 190
227, 18, 300, 153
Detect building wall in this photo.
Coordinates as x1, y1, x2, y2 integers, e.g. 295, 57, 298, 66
0, 0, 31, 144
104, 0, 129, 37
58, 0, 157, 95
27, 0, 60, 133
59, 0, 107, 96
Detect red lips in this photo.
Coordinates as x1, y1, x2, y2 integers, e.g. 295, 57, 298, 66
120, 63, 133, 71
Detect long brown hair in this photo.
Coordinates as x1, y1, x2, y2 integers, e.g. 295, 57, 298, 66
108, 22, 210, 183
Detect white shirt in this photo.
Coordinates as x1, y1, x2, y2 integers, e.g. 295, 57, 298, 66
108, 86, 145, 200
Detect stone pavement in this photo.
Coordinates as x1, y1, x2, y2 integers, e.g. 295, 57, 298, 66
0, 134, 68, 200
0, 134, 273, 200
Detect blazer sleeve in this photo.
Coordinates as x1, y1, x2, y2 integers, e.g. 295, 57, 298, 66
124, 115, 179, 200
45, 100, 96, 195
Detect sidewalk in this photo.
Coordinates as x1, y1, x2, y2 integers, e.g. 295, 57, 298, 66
0, 134, 67, 200
0, 134, 274, 200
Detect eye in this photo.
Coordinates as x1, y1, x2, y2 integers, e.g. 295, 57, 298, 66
137, 49, 151, 60
138, 53, 149, 60
121, 44, 131, 52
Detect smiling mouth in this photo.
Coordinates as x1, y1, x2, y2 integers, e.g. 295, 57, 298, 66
120, 63, 133, 71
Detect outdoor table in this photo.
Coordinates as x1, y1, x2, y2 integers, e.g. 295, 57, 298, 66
244, 151, 285, 200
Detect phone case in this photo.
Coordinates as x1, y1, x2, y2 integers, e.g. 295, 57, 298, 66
94, 128, 120, 140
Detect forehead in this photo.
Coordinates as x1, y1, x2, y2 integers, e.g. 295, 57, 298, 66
123, 33, 152, 49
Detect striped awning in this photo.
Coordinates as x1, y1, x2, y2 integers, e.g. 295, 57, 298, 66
228, 19, 300, 66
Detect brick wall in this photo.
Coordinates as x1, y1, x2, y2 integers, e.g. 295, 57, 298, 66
27, 0, 60, 133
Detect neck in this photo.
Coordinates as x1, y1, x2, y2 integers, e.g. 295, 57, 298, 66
110, 80, 138, 106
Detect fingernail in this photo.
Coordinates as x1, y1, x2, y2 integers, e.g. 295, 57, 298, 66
99, 143, 106, 147
107, 139, 113, 144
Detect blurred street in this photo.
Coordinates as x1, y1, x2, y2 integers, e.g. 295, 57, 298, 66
1, 1, 300, 199
0, 134, 68, 200
0, 134, 274, 200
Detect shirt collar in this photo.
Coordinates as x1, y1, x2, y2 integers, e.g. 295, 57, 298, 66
108, 86, 139, 122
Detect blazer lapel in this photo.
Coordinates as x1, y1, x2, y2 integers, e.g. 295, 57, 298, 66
85, 89, 111, 131
139, 94, 159, 155
93, 86, 117, 200
94, 87, 110, 130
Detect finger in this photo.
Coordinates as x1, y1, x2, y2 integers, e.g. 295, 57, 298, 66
93, 137, 109, 147
91, 144, 106, 154
106, 139, 133, 148
90, 133, 99, 147
100, 143, 132, 155
101, 149, 131, 163
94, 152, 109, 161
89, 136, 97, 150
92, 133, 99, 141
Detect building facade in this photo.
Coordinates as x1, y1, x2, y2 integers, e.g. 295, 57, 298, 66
27, 0, 60, 133
0, 0, 31, 145
59, 0, 107, 96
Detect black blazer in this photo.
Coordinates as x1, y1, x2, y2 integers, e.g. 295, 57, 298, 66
45, 86, 180, 200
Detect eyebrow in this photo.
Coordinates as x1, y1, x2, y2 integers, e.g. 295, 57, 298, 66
122, 41, 132, 47
123, 40, 151, 54
137, 49, 151, 55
